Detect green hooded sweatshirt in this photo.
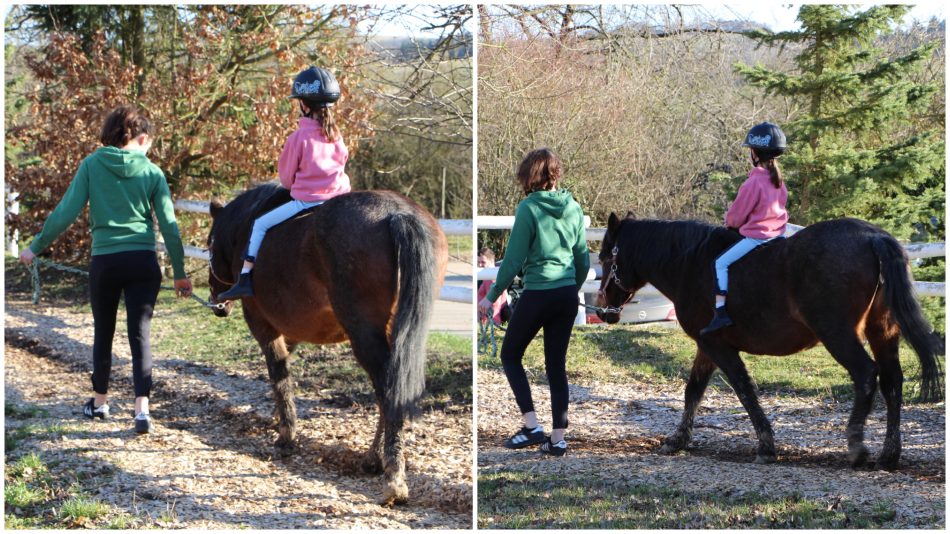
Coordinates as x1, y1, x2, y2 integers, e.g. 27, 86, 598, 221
29, 146, 187, 279
486, 190, 590, 302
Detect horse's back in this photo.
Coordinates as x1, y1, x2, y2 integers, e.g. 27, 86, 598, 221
726, 218, 888, 353
250, 189, 446, 343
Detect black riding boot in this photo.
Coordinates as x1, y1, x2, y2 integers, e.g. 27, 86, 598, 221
700, 306, 733, 335
219, 272, 254, 300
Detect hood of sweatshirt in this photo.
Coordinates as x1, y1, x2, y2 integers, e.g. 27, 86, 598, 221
524, 189, 576, 218
91, 146, 154, 178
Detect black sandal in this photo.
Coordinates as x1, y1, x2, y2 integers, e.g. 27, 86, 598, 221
540, 438, 568, 456
503, 426, 545, 449
83, 398, 109, 420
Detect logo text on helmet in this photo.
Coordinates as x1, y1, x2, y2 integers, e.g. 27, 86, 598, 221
295, 80, 322, 95
747, 134, 772, 147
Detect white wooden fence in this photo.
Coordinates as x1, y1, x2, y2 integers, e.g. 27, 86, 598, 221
169, 200, 474, 303
476, 217, 947, 299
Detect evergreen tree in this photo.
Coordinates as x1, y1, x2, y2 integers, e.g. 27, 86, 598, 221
735, 5, 944, 241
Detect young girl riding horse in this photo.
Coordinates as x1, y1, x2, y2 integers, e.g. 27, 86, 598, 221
701, 122, 788, 335
219, 66, 350, 300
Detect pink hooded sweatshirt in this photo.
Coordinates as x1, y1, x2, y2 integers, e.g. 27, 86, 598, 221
725, 167, 788, 239
277, 117, 351, 202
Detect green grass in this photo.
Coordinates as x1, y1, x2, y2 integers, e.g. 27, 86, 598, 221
480, 324, 943, 404
5, 402, 50, 420
446, 234, 473, 262
4, 481, 46, 508
478, 471, 928, 529
59, 496, 109, 521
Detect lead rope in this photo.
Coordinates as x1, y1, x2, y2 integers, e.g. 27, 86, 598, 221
28, 257, 225, 310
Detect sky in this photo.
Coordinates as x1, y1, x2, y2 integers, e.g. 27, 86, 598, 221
4, 4, 946, 37
702, 3, 945, 32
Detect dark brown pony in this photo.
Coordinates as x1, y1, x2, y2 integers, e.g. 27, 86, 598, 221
597, 213, 942, 469
206, 184, 447, 505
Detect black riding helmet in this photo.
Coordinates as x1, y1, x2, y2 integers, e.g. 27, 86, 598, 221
289, 66, 340, 106
742, 122, 786, 159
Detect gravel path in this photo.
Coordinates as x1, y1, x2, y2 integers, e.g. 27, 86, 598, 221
477, 367, 945, 528
5, 298, 473, 529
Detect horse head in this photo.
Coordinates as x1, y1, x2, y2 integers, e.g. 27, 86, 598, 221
206, 198, 236, 317
596, 211, 644, 323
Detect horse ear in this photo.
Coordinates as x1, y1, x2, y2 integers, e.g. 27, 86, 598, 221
625, 210, 636, 220
607, 212, 621, 235
209, 199, 224, 219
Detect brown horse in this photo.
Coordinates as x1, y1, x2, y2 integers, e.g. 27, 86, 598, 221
206, 184, 447, 505
597, 213, 942, 469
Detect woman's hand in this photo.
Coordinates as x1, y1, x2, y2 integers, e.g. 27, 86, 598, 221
174, 278, 193, 298
18, 249, 35, 266
477, 297, 493, 318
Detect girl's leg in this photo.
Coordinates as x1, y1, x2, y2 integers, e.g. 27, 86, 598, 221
122, 251, 162, 406
713, 237, 770, 299
499, 290, 547, 420
245, 199, 322, 263
542, 286, 580, 440
89, 254, 123, 401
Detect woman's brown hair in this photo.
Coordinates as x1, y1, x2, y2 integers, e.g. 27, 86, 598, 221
100, 105, 155, 148
301, 100, 340, 142
516, 148, 562, 195
752, 149, 784, 189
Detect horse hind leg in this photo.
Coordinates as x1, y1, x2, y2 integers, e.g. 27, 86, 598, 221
361, 404, 385, 474
816, 329, 879, 467
345, 326, 409, 505
661, 348, 717, 454
866, 311, 903, 470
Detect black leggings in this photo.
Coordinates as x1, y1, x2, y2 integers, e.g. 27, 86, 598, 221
89, 250, 162, 398
500, 285, 579, 430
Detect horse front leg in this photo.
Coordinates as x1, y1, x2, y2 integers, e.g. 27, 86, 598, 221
700, 341, 776, 464
661, 348, 717, 454
265, 337, 297, 451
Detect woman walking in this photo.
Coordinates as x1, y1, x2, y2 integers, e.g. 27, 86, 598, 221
478, 148, 590, 456
19, 104, 192, 434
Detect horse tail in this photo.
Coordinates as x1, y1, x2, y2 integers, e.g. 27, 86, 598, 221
384, 212, 437, 422
871, 235, 944, 402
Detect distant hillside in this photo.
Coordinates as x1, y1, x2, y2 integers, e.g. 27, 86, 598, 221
367, 33, 473, 61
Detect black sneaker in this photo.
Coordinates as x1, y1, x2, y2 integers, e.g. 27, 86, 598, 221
503, 426, 545, 449
134, 413, 151, 434
540, 438, 568, 456
700, 306, 734, 335
83, 398, 109, 420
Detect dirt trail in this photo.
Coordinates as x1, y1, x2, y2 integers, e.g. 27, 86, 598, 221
478, 368, 945, 527
4, 298, 472, 529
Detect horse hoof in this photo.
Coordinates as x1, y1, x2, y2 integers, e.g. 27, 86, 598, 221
275, 436, 297, 456
379, 480, 409, 506
659, 433, 688, 455
754, 453, 776, 465
361, 455, 383, 475
874, 452, 899, 471
848, 445, 870, 467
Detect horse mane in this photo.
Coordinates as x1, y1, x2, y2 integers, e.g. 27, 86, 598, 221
210, 183, 292, 248
617, 218, 740, 274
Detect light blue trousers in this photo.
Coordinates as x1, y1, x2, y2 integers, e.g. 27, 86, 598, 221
714, 236, 776, 294
245, 199, 323, 261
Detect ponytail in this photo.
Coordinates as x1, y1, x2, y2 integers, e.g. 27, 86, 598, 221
766, 158, 782, 188
300, 99, 340, 142
752, 148, 783, 189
